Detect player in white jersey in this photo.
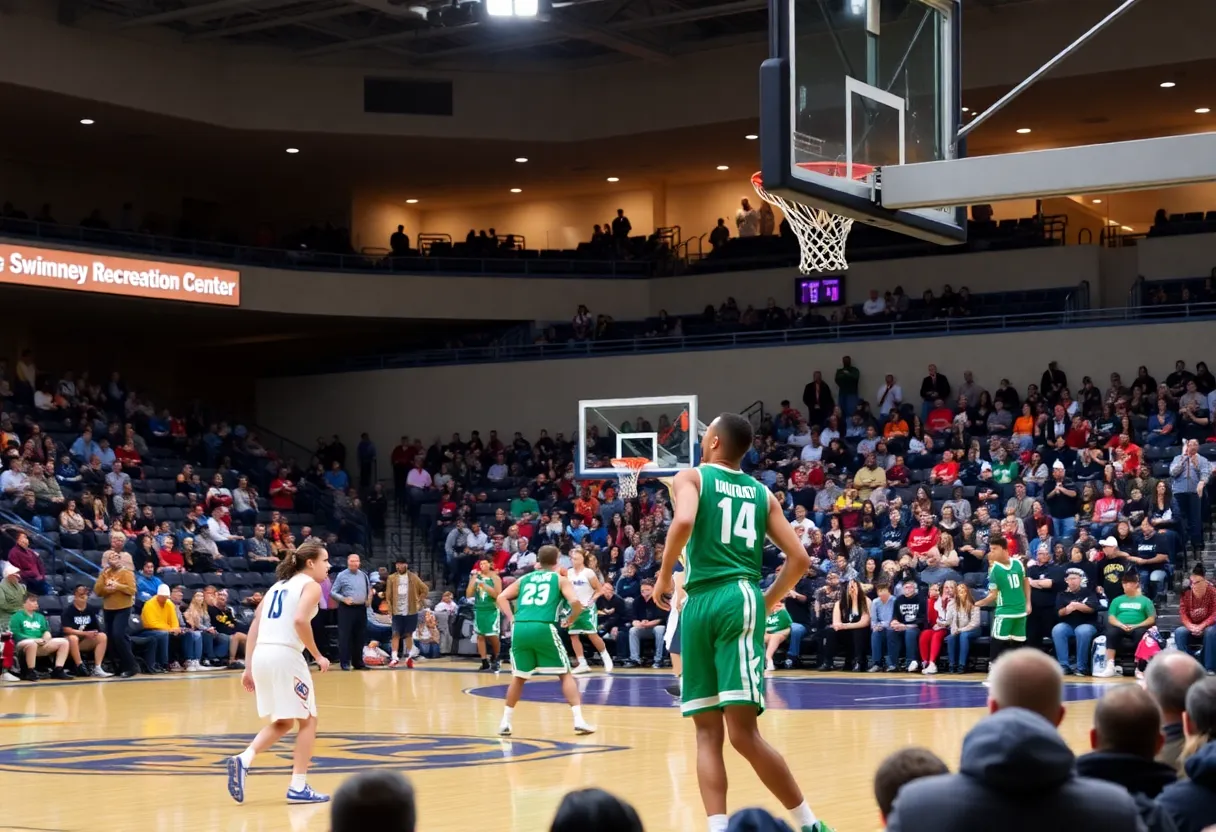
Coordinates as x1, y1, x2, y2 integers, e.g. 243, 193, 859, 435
226, 540, 331, 805
565, 548, 613, 674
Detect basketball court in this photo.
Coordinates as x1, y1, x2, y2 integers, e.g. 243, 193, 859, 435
0, 666, 1120, 832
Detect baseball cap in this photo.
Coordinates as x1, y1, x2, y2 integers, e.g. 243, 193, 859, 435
156, 584, 171, 597
1, 562, 18, 579
1052, 460, 1065, 470
1100, 537, 1119, 547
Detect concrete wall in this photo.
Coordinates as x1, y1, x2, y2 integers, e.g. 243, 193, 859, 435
255, 318, 1216, 458
1137, 233, 1216, 280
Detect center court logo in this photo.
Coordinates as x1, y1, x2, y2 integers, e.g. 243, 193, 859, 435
0, 733, 625, 775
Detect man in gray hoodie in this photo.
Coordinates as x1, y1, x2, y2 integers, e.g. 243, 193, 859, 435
887, 648, 1145, 832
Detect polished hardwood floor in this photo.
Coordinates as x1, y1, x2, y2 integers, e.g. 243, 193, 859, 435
0, 662, 1118, 832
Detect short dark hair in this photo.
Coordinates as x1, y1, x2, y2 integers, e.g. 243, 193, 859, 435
1093, 685, 1162, 759
537, 545, 560, 567
712, 412, 754, 462
331, 771, 416, 832
874, 581, 891, 593
550, 788, 643, 832
873, 747, 948, 818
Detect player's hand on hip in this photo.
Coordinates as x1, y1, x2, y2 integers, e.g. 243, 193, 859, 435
761, 587, 784, 614
241, 669, 255, 693
316, 655, 331, 673
652, 574, 672, 610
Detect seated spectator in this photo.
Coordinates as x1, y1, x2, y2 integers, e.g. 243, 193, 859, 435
917, 581, 952, 674
10, 593, 71, 680
209, 588, 247, 668
868, 581, 897, 672
206, 508, 244, 559
1158, 678, 1216, 832
873, 747, 949, 828
888, 580, 925, 672
1075, 685, 1179, 832
414, 609, 441, 659
1095, 572, 1156, 678
1176, 564, 1216, 672
135, 560, 163, 603
139, 584, 183, 673
625, 581, 665, 669
550, 788, 643, 832
7, 531, 49, 596
763, 600, 793, 672
245, 523, 278, 572
886, 649, 1142, 831
942, 581, 980, 673
331, 770, 417, 832
324, 460, 349, 491
62, 583, 111, 677
205, 473, 233, 512
1051, 567, 1100, 675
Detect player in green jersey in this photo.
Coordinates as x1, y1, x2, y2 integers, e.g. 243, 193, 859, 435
655, 413, 831, 832
466, 558, 503, 672
976, 538, 1031, 673
495, 545, 595, 736
764, 602, 793, 674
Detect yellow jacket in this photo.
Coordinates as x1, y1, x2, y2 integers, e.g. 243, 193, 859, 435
141, 598, 181, 631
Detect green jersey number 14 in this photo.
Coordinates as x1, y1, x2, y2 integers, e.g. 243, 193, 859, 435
717, 497, 758, 549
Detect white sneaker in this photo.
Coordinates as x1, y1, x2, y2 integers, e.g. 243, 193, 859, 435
1, 671, 19, 682
1095, 664, 1119, 678
571, 661, 591, 675
92, 667, 113, 678
907, 661, 919, 673
601, 654, 614, 673
924, 662, 937, 675
766, 659, 776, 672
408, 646, 420, 659
574, 721, 596, 735
185, 661, 200, 672
497, 721, 512, 736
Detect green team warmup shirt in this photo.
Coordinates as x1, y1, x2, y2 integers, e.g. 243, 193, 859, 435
1110, 593, 1155, 627
988, 558, 1028, 641
765, 607, 792, 634
508, 569, 571, 678
9, 610, 48, 641
681, 463, 771, 716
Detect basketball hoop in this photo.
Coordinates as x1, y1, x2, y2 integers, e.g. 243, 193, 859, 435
610, 457, 654, 499
751, 161, 875, 274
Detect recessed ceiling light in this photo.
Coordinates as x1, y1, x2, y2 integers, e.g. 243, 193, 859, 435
1160, 81, 1176, 88
1197, 108, 1211, 114
606, 177, 619, 182
1092, 199, 1102, 204
716, 165, 729, 171
745, 134, 758, 140
961, 107, 969, 113
285, 147, 300, 154
514, 157, 528, 163
1016, 128, 1032, 134
510, 188, 522, 193
406, 198, 419, 204
1121, 225, 1134, 232
79, 118, 95, 125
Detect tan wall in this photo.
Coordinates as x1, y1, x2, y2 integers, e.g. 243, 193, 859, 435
255, 318, 1216, 458
1137, 232, 1216, 279
350, 195, 420, 253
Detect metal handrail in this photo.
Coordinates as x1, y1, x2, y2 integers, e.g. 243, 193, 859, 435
0, 509, 99, 582
275, 301, 1216, 375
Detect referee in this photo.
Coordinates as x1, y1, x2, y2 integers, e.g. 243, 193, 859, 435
330, 554, 371, 670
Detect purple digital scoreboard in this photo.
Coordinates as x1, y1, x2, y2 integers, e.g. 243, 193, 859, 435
794, 276, 844, 307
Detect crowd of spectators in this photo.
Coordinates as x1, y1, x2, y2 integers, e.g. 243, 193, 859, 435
0, 352, 376, 681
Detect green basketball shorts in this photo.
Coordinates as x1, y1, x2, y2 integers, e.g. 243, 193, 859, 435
474, 607, 501, 637
566, 606, 598, 635
992, 610, 1027, 641
679, 579, 765, 717
509, 621, 571, 679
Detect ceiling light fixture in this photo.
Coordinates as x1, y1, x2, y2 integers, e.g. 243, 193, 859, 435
1160, 81, 1176, 88
606, 177, 619, 182
961, 107, 969, 113
285, 148, 300, 154
1197, 108, 1212, 114
514, 157, 528, 163
1121, 225, 1134, 232
510, 188, 522, 193
406, 199, 419, 204
1016, 128, 1032, 134
716, 165, 730, 171
1092, 199, 1102, 204
79, 118, 95, 125
745, 134, 758, 140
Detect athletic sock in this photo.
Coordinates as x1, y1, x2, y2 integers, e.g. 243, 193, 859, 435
708, 814, 729, 832
571, 705, 584, 723
502, 705, 514, 721
391, 651, 398, 661
791, 800, 817, 828
290, 774, 306, 792
237, 748, 255, 768
600, 651, 611, 662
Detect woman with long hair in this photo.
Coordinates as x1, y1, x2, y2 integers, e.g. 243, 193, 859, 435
226, 540, 332, 806
918, 581, 954, 674
183, 589, 219, 671
819, 579, 870, 672
943, 582, 980, 673
913, 486, 933, 519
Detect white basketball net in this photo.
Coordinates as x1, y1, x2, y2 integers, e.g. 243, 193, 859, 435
610, 458, 651, 499
752, 174, 855, 274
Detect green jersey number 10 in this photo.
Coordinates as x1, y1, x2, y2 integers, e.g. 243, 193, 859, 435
717, 497, 758, 549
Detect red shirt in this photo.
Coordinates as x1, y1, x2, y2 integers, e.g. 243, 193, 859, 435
931, 461, 959, 483
907, 526, 940, 557
115, 446, 142, 466
391, 444, 413, 467
887, 465, 910, 485
269, 478, 296, 510
1065, 425, 1090, 449
491, 548, 511, 572
1182, 586, 1216, 628
927, 408, 953, 432
158, 548, 184, 569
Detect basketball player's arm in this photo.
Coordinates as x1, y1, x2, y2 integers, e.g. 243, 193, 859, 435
654, 468, 700, 610
485, 574, 502, 599
294, 582, 328, 672
558, 575, 584, 626
496, 579, 520, 623
465, 572, 477, 598
763, 491, 811, 613
975, 588, 998, 607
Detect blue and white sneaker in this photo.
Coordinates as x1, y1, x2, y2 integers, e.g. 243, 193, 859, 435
286, 784, 330, 804
226, 756, 247, 804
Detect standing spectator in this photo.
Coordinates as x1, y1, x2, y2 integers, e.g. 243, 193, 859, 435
1044, 461, 1079, 539
886, 649, 1142, 832
269, 469, 298, 511
331, 554, 371, 671
10, 594, 71, 680
1146, 651, 1207, 773
1158, 678, 1216, 832
759, 202, 775, 236
835, 356, 860, 419
390, 436, 415, 501
1041, 361, 1068, 404
324, 460, 350, 492
1025, 546, 1063, 651
802, 371, 835, 428
918, 364, 951, 422
357, 432, 377, 490
735, 198, 760, 237
1176, 564, 1216, 673
405, 459, 432, 498
1169, 440, 1211, 559
1051, 567, 1100, 675
389, 224, 409, 255
94, 550, 137, 676
611, 208, 632, 250
875, 374, 903, 417
709, 218, 730, 250
386, 559, 428, 668
1076, 686, 1179, 832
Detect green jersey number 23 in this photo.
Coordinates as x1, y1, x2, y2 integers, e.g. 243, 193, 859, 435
520, 581, 552, 606
717, 497, 758, 549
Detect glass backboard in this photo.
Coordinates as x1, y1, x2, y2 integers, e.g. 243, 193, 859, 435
759, 0, 966, 244
577, 396, 699, 479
